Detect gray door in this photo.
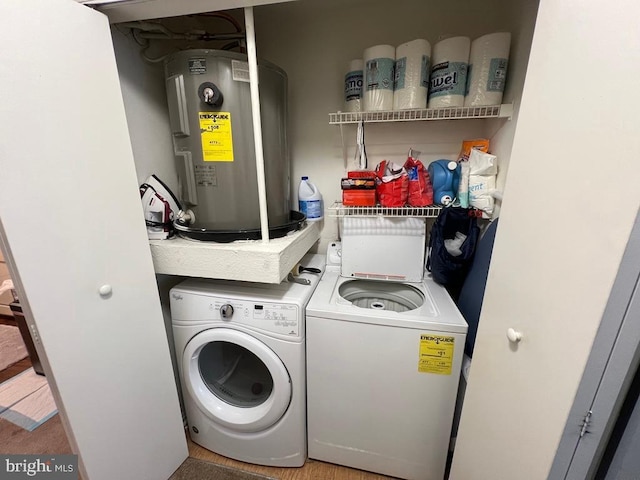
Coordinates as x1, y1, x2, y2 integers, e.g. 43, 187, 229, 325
597, 366, 640, 479
549, 208, 640, 479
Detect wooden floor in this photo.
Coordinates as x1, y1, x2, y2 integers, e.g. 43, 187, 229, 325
0, 315, 32, 384
0, 313, 394, 479
187, 437, 395, 480
0, 317, 74, 461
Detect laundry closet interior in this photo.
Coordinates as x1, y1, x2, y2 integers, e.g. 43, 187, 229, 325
115, 0, 534, 476
8, 0, 640, 479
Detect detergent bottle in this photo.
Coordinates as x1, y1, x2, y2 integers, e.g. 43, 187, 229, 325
427, 160, 461, 205
298, 176, 323, 221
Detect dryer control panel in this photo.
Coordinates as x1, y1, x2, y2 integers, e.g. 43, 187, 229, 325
211, 299, 300, 336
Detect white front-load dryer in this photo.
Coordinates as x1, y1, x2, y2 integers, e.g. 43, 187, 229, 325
170, 254, 323, 467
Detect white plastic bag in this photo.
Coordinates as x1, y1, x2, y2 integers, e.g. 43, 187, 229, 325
468, 149, 498, 217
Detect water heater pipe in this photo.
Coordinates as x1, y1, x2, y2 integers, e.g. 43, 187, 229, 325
244, 7, 270, 243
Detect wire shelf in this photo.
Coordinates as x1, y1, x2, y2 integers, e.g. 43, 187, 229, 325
329, 103, 513, 124
329, 202, 442, 218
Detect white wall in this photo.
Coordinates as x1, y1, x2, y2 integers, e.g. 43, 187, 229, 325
111, 26, 178, 192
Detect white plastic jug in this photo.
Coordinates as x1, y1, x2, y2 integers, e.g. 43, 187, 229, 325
298, 176, 323, 221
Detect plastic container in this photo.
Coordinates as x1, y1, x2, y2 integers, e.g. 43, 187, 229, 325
342, 190, 376, 206
428, 160, 461, 205
298, 176, 323, 221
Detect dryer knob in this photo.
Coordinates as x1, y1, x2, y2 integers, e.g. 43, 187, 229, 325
220, 304, 234, 320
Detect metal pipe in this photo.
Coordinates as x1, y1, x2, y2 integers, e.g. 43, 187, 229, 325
244, 7, 270, 243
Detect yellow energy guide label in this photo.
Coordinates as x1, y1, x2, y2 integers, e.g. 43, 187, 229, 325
199, 112, 234, 162
418, 334, 455, 375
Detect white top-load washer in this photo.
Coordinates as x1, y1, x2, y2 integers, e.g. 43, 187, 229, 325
306, 242, 468, 480
170, 253, 323, 467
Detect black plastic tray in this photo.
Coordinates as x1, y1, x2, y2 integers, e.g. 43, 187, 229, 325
174, 210, 307, 243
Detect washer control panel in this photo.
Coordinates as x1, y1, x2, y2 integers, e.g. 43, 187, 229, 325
210, 299, 300, 336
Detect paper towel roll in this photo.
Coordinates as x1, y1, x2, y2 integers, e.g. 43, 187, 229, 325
344, 59, 364, 112
427, 36, 470, 108
363, 44, 395, 111
464, 32, 511, 106
393, 39, 431, 110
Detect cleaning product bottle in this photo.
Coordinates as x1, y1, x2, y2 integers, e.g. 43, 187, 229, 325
428, 160, 461, 205
298, 176, 323, 221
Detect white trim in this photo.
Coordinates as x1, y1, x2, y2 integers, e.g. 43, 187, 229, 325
78, 0, 298, 24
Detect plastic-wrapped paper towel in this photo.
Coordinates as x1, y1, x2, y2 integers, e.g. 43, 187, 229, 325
465, 32, 511, 107
363, 44, 395, 111
393, 39, 431, 110
427, 36, 470, 108
344, 59, 364, 112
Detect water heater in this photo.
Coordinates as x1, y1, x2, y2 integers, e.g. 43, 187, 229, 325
164, 49, 303, 242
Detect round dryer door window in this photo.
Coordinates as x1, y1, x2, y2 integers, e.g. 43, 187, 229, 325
182, 328, 292, 433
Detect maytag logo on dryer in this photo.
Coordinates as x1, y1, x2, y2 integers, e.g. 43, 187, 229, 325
172, 293, 184, 301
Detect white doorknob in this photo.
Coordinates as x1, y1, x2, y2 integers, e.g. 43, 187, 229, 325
99, 284, 112, 297
507, 328, 522, 343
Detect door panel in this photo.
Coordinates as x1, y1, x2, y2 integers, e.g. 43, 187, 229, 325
0, 1, 187, 479
449, 0, 640, 478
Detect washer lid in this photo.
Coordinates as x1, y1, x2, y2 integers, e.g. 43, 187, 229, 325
183, 328, 291, 433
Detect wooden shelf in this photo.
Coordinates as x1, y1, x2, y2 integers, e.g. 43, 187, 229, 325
149, 222, 320, 284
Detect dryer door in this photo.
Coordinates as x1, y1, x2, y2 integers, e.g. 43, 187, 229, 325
182, 328, 292, 433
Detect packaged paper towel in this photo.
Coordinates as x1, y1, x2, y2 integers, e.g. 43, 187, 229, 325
427, 36, 470, 108
465, 32, 511, 107
363, 44, 395, 111
393, 39, 431, 110
468, 148, 498, 218
344, 59, 364, 112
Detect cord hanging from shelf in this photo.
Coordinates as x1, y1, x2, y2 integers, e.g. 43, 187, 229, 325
355, 120, 368, 170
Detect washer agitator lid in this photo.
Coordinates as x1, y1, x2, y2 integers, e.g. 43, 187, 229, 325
182, 328, 291, 433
